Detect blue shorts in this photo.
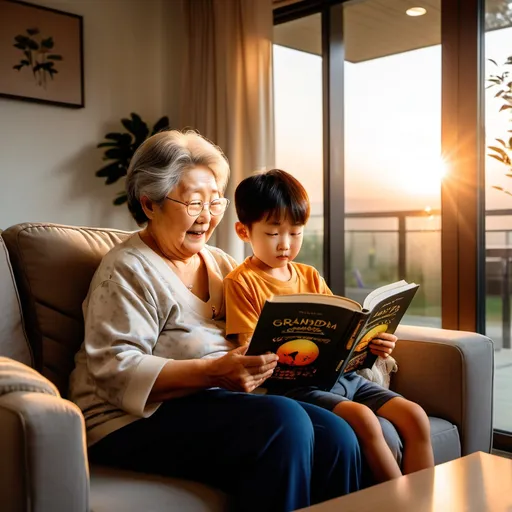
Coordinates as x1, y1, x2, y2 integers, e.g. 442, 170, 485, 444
279, 372, 401, 413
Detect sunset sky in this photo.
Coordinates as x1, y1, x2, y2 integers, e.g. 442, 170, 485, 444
274, 26, 512, 219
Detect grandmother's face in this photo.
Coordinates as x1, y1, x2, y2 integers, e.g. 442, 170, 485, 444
150, 166, 224, 258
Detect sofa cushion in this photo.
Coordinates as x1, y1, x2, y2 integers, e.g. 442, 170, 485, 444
0, 236, 32, 366
430, 416, 461, 464
1, 223, 132, 395
90, 465, 228, 512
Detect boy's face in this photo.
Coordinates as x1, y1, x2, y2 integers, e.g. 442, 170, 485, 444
236, 216, 304, 269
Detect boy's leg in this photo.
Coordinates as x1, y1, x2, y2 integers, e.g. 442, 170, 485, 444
332, 400, 402, 482
376, 397, 434, 474
284, 386, 401, 483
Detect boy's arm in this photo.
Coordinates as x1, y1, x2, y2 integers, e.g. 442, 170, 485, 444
224, 278, 261, 343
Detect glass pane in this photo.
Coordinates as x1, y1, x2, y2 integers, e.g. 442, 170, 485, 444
343, 0, 442, 327
484, 0, 512, 433
273, 14, 324, 274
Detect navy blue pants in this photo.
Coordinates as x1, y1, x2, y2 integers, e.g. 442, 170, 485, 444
89, 389, 363, 512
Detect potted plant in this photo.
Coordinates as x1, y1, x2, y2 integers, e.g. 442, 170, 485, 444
96, 113, 170, 205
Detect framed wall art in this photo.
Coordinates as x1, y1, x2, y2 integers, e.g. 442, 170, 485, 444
0, 0, 84, 108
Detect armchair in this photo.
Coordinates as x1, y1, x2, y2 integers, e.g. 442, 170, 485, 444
0, 222, 494, 511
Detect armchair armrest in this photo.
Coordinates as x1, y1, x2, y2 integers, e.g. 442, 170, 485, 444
0, 391, 89, 512
391, 325, 494, 456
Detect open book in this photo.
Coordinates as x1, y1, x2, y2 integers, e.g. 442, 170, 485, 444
246, 280, 419, 391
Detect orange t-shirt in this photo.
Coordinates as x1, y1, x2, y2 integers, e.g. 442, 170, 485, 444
224, 257, 332, 337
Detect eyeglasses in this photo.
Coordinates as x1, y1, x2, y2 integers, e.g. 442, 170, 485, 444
165, 196, 230, 217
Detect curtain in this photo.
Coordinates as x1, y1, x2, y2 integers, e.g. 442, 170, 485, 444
181, 0, 275, 262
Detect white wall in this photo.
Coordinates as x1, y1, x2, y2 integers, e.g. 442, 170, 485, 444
0, 0, 184, 231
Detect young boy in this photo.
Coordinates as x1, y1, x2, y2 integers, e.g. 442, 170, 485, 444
224, 169, 434, 483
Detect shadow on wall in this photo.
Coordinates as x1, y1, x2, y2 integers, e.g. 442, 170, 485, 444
54, 144, 137, 232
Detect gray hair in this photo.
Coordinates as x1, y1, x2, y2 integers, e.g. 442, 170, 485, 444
126, 130, 230, 225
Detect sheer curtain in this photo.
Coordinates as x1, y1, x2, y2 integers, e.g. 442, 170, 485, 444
181, 0, 275, 262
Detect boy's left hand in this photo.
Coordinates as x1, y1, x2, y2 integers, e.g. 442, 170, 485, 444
369, 332, 397, 359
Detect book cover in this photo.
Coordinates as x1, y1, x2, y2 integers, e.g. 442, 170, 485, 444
247, 297, 365, 390
337, 284, 419, 374
247, 281, 419, 391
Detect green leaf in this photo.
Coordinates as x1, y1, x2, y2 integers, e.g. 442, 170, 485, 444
96, 161, 124, 178
121, 117, 135, 134
13, 43, 26, 50
489, 146, 509, 157
47, 54, 62, 61
113, 194, 128, 206
489, 154, 509, 165
152, 116, 170, 135
105, 173, 125, 185
104, 132, 125, 141
97, 142, 119, 148
14, 35, 29, 44
125, 113, 149, 148
41, 37, 54, 49
104, 147, 132, 161
26, 38, 39, 50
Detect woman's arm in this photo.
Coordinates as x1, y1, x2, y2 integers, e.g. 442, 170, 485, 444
149, 345, 278, 402
84, 278, 277, 410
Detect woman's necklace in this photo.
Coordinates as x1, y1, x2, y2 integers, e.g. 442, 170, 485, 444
144, 230, 199, 290
168, 258, 199, 290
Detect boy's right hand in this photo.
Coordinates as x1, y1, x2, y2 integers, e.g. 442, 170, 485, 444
207, 345, 278, 393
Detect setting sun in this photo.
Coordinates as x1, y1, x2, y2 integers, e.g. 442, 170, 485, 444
395, 155, 447, 196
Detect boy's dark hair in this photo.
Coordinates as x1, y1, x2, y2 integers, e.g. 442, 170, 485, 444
235, 169, 310, 227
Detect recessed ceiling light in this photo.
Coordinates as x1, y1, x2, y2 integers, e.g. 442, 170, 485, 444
406, 7, 427, 16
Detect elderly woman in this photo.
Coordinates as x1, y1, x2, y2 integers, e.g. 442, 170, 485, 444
69, 130, 363, 512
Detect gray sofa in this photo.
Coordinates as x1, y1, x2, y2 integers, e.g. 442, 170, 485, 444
0, 222, 494, 512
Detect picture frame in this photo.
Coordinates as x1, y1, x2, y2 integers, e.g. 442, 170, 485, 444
0, 0, 84, 108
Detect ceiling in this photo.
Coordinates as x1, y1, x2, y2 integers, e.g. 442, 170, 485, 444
274, 0, 512, 63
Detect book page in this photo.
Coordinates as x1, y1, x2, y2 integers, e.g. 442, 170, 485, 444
270, 293, 362, 312
363, 281, 417, 311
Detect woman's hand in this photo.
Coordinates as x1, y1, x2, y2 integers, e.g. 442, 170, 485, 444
207, 345, 279, 393
369, 332, 397, 359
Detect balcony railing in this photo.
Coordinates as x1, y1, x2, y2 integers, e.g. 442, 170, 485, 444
299, 208, 512, 348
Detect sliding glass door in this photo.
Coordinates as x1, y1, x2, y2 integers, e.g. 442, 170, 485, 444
485, 0, 512, 437
342, 0, 442, 327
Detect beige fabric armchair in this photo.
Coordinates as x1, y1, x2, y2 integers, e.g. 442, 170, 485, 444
0, 222, 494, 512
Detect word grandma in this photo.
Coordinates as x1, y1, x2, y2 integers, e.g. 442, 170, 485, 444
272, 317, 338, 329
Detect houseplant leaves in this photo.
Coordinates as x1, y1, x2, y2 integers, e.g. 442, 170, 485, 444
96, 113, 170, 205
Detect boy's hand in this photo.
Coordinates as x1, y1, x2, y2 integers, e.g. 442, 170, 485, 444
369, 332, 397, 359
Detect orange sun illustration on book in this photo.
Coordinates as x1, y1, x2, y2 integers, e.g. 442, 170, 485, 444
355, 324, 388, 352
277, 339, 320, 366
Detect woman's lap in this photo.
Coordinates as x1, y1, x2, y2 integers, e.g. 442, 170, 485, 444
89, 389, 362, 511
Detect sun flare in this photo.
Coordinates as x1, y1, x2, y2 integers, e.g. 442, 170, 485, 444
395, 155, 447, 196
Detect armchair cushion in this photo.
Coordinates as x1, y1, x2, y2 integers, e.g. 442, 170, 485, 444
393, 325, 494, 455
2, 223, 131, 395
0, 357, 58, 397
0, 236, 32, 366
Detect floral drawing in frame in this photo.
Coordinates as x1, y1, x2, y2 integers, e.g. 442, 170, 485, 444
0, 0, 84, 108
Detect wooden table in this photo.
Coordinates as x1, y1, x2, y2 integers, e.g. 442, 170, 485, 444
300, 452, 512, 512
